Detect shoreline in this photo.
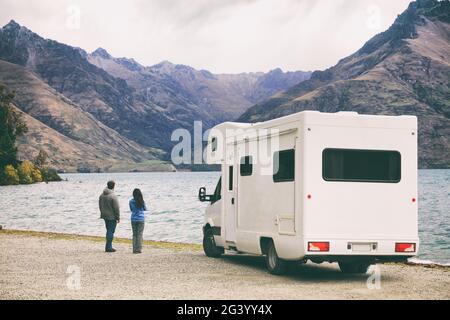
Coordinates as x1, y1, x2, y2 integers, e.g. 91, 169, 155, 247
0, 228, 202, 251
59, 168, 450, 173
35, 168, 450, 175
1, 228, 448, 268
58, 170, 220, 174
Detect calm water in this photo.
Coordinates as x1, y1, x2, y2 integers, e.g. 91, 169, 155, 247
0, 170, 448, 264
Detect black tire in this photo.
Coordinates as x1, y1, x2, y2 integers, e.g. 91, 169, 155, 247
265, 241, 287, 275
203, 228, 224, 258
338, 261, 371, 274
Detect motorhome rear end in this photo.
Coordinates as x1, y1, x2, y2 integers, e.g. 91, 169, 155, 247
199, 111, 419, 274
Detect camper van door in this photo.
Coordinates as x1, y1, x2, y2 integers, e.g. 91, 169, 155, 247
225, 146, 237, 243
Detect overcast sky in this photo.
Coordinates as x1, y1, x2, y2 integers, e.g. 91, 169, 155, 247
0, 0, 412, 73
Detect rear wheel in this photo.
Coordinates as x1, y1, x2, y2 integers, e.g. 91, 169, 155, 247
265, 241, 287, 275
203, 228, 224, 258
338, 261, 371, 274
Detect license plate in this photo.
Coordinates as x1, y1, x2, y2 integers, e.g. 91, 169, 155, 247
351, 243, 372, 252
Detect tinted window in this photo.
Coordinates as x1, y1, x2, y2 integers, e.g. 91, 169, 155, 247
322, 149, 401, 183
273, 149, 295, 183
240, 156, 253, 176
211, 177, 221, 203
228, 166, 233, 191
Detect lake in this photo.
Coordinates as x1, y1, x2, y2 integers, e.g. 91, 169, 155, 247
0, 170, 448, 264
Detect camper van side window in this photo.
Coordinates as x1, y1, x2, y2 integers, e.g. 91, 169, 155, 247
211, 137, 217, 152
322, 149, 401, 183
211, 177, 222, 204
273, 149, 295, 183
240, 156, 253, 176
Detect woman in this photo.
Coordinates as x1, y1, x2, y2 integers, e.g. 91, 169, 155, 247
129, 188, 147, 254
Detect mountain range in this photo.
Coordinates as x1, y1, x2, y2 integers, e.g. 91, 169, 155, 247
1, 0, 448, 171
0, 20, 310, 171
239, 0, 450, 168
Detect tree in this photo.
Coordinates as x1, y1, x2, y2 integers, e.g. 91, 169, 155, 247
17, 160, 34, 184
0, 85, 27, 169
2, 164, 19, 185
0, 85, 60, 185
31, 167, 43, 183
34, 150, 48, 169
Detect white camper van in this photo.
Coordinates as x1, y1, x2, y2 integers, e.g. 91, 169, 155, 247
199, 111, 419, 275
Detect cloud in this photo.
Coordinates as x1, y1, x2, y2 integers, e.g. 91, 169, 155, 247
0, 0, 411, 73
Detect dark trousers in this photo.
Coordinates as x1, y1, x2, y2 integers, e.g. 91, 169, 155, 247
131, 221, 145, 253
104, 219, 117, 251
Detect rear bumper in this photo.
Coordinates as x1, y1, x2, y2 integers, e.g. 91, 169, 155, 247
303, 238, 419, 262
305, 255, 413, 263
275, 236, 419, 261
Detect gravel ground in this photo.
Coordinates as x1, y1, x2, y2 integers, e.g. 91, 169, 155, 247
0, 231, 449, 300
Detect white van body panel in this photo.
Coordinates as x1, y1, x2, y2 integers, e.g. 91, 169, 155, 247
203, 111, 419, 262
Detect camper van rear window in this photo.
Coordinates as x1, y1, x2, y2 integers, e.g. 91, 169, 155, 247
240, 156, 253, 176
273, 149, 295, 183
322, 149, 401, 183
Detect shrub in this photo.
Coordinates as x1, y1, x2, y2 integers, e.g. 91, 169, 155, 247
17, 160, 34, 184
41, 167, 62, 182
3, 164, 19, 185
31, 168, 43, 183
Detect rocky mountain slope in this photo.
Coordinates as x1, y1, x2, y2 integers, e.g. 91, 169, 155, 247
0, 60, 171, 172
0, 20, 310, 160
0, 20, 198, 150
239, 0, 450, 168
87, 49, 310, 121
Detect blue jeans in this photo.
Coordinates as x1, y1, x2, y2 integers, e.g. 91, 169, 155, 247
104, 219, 117, 251
131, 221, 145, 253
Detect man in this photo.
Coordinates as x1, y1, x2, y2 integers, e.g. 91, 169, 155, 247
99, 180, 120, 252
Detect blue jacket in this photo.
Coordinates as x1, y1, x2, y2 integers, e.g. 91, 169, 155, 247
129, 199, 147, 222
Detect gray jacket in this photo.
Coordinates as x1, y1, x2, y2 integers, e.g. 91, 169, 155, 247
99, 188, 120, 220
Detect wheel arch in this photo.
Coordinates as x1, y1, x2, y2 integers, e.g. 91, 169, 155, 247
260, 237, 273, 255
203, 223, 212, 235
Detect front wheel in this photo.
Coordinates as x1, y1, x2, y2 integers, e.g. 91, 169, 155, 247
338, 261, 371, 274
203, 228, 224, 258
265, 241, 287, 275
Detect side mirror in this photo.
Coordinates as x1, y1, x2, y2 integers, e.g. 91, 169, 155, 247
198, 187, 207, 202
199, 187, 213, 202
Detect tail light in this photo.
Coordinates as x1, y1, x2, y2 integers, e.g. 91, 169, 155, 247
395, 243, 416, 252
308, 242, 329, 252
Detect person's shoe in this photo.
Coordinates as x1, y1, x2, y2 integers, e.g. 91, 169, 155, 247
105, 248, 116, 252
133, 251, 142, 254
